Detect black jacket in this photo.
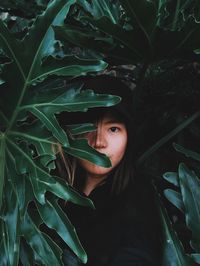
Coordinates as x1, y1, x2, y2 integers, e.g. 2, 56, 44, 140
61, 177, 162, 266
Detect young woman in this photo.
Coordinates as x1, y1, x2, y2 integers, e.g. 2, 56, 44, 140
58, 76, 162, 266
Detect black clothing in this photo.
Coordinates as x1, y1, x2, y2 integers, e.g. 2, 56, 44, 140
61, 177, 162, 266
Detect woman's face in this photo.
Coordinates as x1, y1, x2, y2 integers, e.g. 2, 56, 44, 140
78, 112, 128, 180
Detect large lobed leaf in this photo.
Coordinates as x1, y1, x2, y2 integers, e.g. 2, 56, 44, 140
156, 193, 196, 266
163, 156, 200, 263
178, 163, 200, 252
54, 0, 200, 65
0, 0, 120, 264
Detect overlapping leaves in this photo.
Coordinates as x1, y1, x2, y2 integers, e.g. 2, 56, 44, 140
156, 193, 196, 266
0, 0, 120, 264
54, 0, 200, 64
163, 144, 200, 265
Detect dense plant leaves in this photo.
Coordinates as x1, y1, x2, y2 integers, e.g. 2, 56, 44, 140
178, 163, 200, 252
1, 179, 21, 266
156, 194, 195, 266
0, 135, 6, 208
0, 0, 108, 120
56, 0, 200, 65
20, 211, 63, 266
164, 189, 184, 213
53, 25, 115, 58
0, 0, 48, 19
77, 0, 121, 24
36, 195, 87, 263
0, 0, 120, 264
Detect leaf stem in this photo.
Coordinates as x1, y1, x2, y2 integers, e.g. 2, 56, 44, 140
172, 0, 181, 30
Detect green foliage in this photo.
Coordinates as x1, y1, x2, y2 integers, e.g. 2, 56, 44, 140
156, 193, 196, 266
163, 146, 200, 265
2, 0, 200, 265
51, 1, 200, 265
54, 0, 200, 64
0, 0, 120, 264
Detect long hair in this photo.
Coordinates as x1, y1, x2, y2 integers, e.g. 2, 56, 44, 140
57, 75, 134, 195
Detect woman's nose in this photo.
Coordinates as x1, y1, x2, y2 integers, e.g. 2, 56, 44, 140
88, 130, 107, 149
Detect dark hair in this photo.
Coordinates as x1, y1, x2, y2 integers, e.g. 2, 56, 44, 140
58, 75, 134, 195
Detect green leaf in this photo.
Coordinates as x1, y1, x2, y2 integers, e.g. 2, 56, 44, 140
0, 134, 6, 209
20, 0, 76, 80
19, 240, 35, 266
53, 24, 114, 56
78, 0, 121, 24
9, 121, 57, 170
20, 211, 63, 266
44, 176, 94, 209
163, 172, 179, 187
164, 189, 184, 213
36, 195, 87, 263
36, 55, 107, 83
1, 181, 21, 266
65, 0, 200, 65
179, 163, 200, 252
65, 123, 96, 135
6, 139, 55, 205
0, 0, 76, 120
18, 85, 120, 146
0, 0, 121, 263
156, 194, 194, 266
191, 254, 200, 264
173, 143, 200, 162
65, 138, 111, 167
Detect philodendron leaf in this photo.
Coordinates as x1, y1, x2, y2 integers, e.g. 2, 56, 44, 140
156, 194, 195, 266
163, 172, 179, 187
65, 123, 96, 135
36, 55, 107, 83
121, 0, 158, 41
77, 0, 121, 24
20, 0, 77, 81
20, 211, 63, 266
44, 176, 94, 209
191, 254, 200, 264
19, 240, 35, 266
178, 163, 200, 252
9, 120, 58, 170
1, 181, 21, 266
18, 84, 120, 146
0, 0, 121, 264
36, 195, 87, 263
0, 134, 6, 209
164, 189, 184, 213
174, 143, 200, 162
65, 138, 111, 167
0, 0, 76, 119
53, 25, 114, 55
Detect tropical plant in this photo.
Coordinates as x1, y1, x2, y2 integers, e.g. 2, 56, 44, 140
163, 144, 200, 265
52, 0, 200, 265
0, 0, 120, 264
2, 0, 200, 265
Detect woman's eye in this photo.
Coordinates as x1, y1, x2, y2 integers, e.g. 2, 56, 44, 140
109, 127, 119, 133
